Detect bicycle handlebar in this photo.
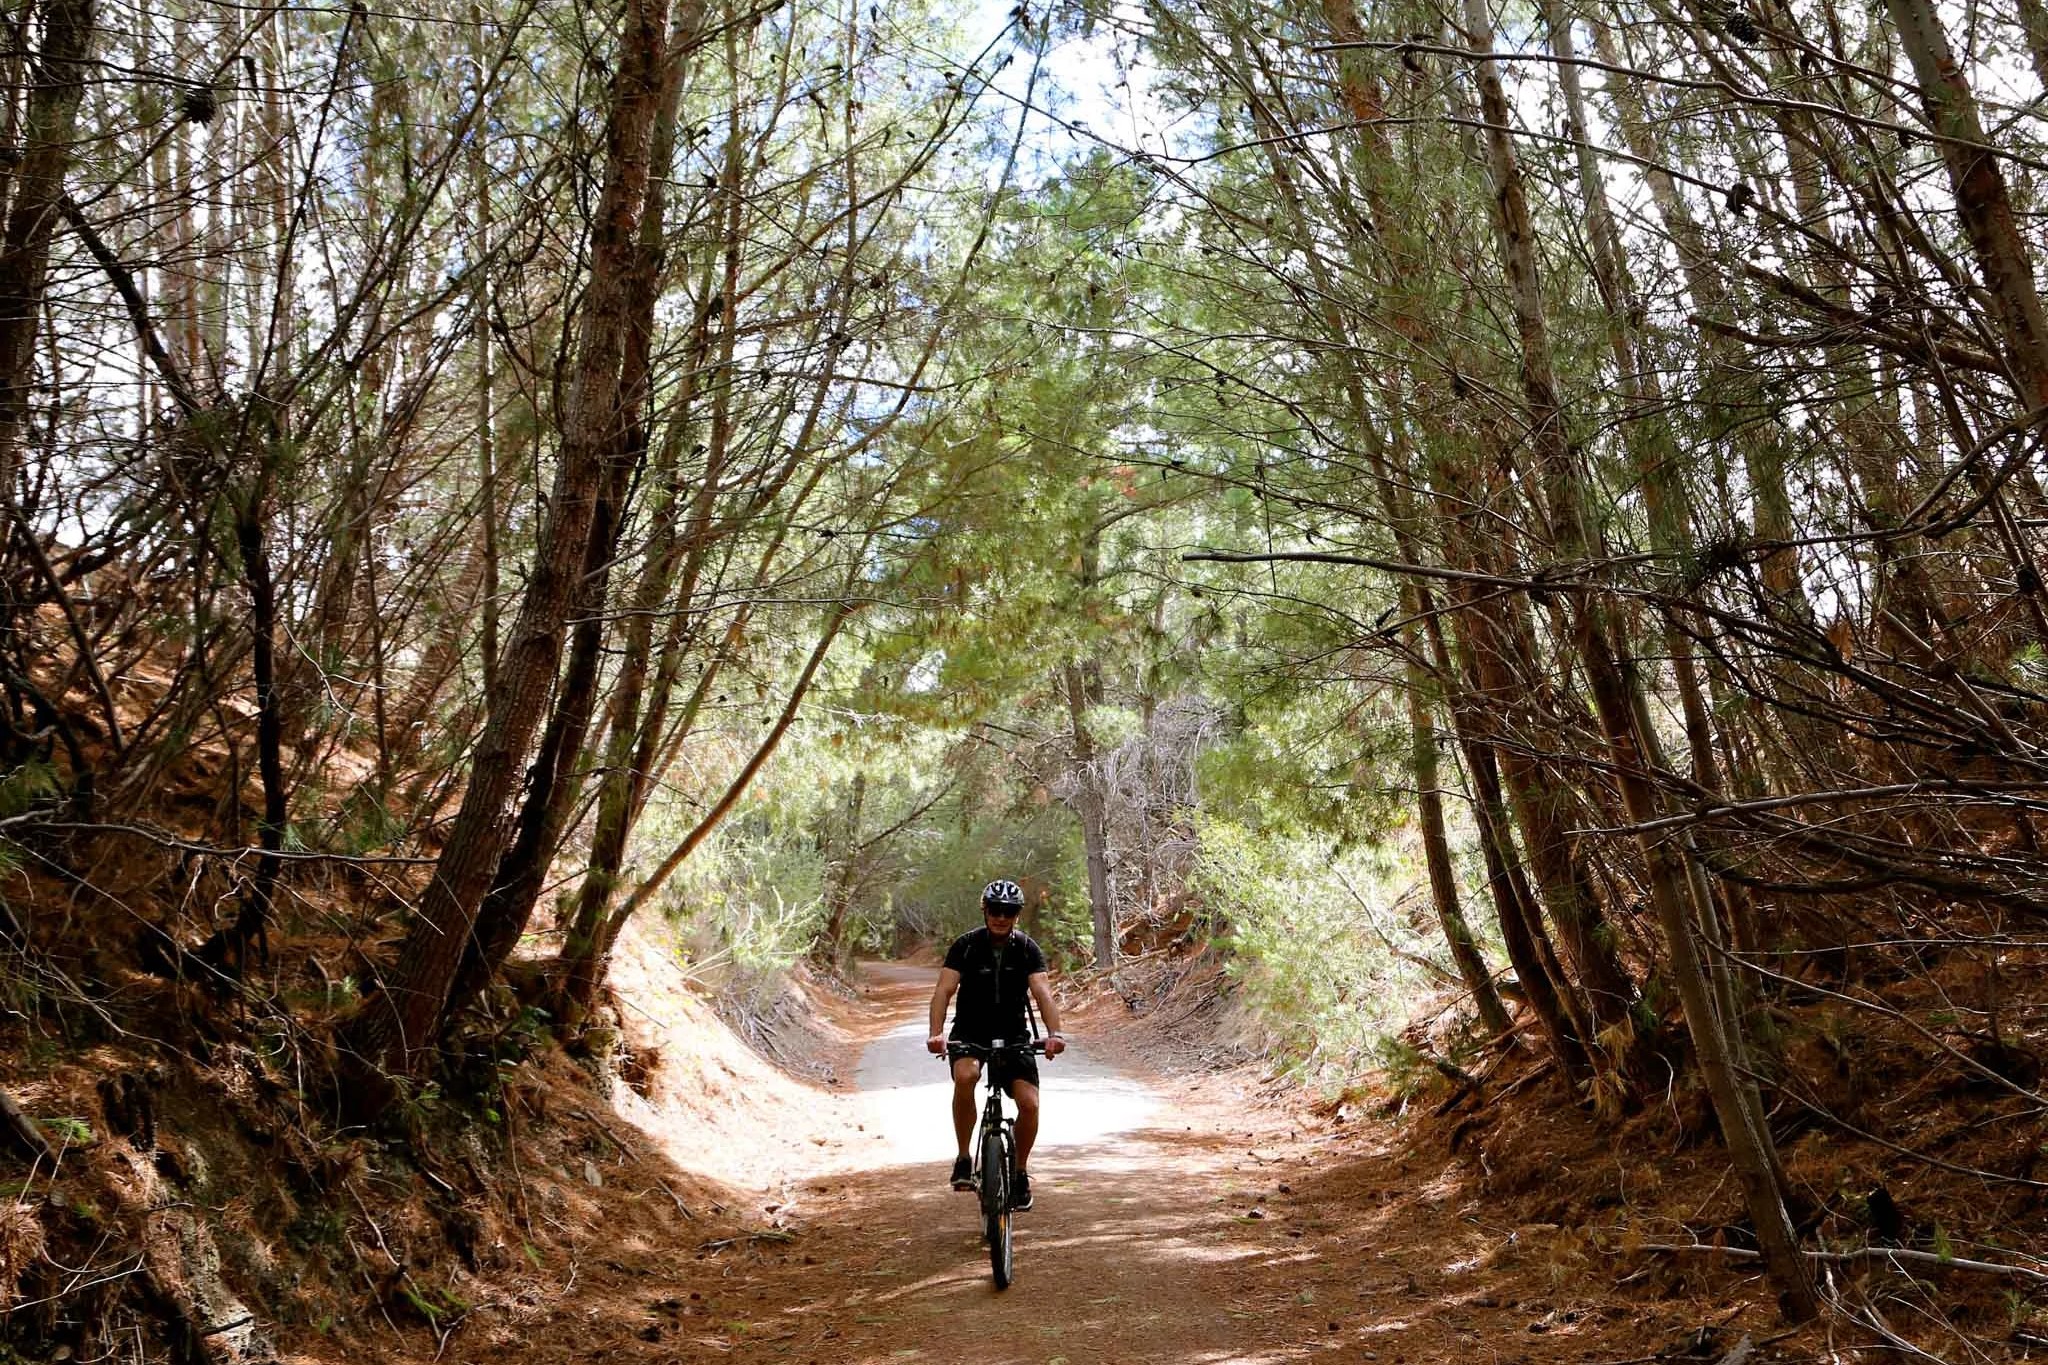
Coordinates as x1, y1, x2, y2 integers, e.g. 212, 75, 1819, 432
942, 1039, 1050, 1061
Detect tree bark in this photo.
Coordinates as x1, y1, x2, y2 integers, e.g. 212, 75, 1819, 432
470, 0, 501, 700
1447, 680, 1592, 1076
1460, 0, 1814, 1315
1887, 0, 2048, 410
818, 768, 867, 961
0, 0, 94, 505
440, 2, 700, 1029
554, 598, 856, 1018
1064, 660, 1116, 968
1406, 650, 1513, 1036
340, 0, 674, 1085
1587, 18, 1806, 610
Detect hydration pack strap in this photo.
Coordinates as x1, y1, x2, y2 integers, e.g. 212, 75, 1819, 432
995, 935, 1041, 1041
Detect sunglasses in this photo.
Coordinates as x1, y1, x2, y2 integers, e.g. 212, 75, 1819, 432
984, 908, 1019, 918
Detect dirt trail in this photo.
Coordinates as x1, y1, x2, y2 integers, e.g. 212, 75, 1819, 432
842, 962, 1162, 1166
448, 961, 1777, 1365
700, 961, 1356, 1364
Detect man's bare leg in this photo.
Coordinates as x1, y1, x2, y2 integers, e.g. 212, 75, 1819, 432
951, 1056, 980, 1157
1011, 1080, 1040, 1170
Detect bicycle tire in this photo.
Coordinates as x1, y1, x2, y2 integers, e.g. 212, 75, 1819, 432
982, 1127, 1013, 1289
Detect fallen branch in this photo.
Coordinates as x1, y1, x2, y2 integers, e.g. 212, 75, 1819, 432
1492, 1059, 1557, 1103
569, 1107, 641, 1158
1433, 1032, 1537, 1115
0, 1086, 54, 1162
19, 819, 435, 865
652, 1178, 694, 1219
1589, 1327, 1795, 1365
1426, 1054, 1480, 1088
699, 1230, 796, 1251
1716, 1335, 1756, 1365
1638, 1242, 2048, 1286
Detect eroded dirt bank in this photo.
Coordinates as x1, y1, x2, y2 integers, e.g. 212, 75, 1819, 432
434, 962, 1792, 1365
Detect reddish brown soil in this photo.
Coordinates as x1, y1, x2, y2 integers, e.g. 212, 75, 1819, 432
374, 964, 1820, 1365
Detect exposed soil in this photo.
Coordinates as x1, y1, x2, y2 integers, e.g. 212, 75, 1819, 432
386, 958, 1828, 1365
16, 896, 2031, 1365
8, 616, 2037, 1364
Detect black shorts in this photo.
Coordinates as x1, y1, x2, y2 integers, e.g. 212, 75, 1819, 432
952, 1039, 1040, 1095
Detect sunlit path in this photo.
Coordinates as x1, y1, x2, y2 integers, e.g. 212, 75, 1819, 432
684, 960, 1339, 1364
848, 961, 1162, 1173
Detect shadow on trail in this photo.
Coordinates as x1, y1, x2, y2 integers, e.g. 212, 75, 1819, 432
699, 1126, 1362, 1365
445, 963, 1749, 1365
663, 961, 1385, 1362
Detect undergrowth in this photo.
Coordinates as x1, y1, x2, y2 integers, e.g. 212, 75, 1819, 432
1190, 814, 1486, 1094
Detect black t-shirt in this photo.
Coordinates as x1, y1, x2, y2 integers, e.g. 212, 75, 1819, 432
943, 927, 1047, 1043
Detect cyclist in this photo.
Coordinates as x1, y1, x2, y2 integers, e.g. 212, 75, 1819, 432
926, 878, 1066, 1210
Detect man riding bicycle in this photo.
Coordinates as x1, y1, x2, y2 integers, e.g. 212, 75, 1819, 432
927, 878, 1066, 1210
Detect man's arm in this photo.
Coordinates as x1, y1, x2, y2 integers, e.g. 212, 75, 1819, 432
927, 968, 962, 1053
1028, 971, 1066, 1056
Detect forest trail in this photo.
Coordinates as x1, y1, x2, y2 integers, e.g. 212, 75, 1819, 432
672, 961, 1368, 1364
443, 963, 1776, 1365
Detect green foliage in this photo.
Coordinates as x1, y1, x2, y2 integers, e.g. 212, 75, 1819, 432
1372, 1037, 1437, 1103
396, 1280, 469, 1328
0, 761, 58, 819
331, 788, 409, 855
894, 800, 1091, 957
1191, 816, 1438, 1092
286, 1201, 349, 1253
39, 1116, 95, 1146
653, 805, 829, 1011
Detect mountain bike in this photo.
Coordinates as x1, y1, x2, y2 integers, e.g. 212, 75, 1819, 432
943, 1037, 1048, 1289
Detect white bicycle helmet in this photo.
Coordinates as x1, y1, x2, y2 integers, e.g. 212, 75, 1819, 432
981, 879, 1025, 911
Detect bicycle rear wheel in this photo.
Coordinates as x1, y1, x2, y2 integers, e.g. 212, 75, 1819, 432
980, 1128, 1012, 1289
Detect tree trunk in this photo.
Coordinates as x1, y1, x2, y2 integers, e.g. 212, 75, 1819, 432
1459, 0, 1814, 1315
1063, 661, 1115, 968
1448, 686, 1592, 1076
1544, 0, 1761, 964
0, 0, 94, 506
1887, 0, 2048, 409
1453, 575, 1638, 1033
1406, 647, 1512, 1037
819, 769, 867, 962
195, 473, 286, 977
2016, 0, 2048, 92
439, 451, 627, 1027
440, 4, 699, 1029
553, 597, 856, 1018
340, 0, 674, 1085
1588, 18, 1806, 611
471, 3, 501, 699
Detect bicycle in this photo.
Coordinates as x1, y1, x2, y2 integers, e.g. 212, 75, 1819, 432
943, 1037, 1048, 1289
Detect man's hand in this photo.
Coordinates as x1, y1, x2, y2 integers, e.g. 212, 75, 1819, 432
1044, 1035, 1067, 1058
927, 1034, 948, 1055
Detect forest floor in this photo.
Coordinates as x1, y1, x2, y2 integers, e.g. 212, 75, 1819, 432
384, 957, 1815, 1365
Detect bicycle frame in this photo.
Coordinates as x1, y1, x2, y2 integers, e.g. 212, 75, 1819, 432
944, 1037, 1046, 1289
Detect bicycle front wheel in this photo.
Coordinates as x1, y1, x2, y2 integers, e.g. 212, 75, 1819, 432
981, 1129, 1013, 1289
